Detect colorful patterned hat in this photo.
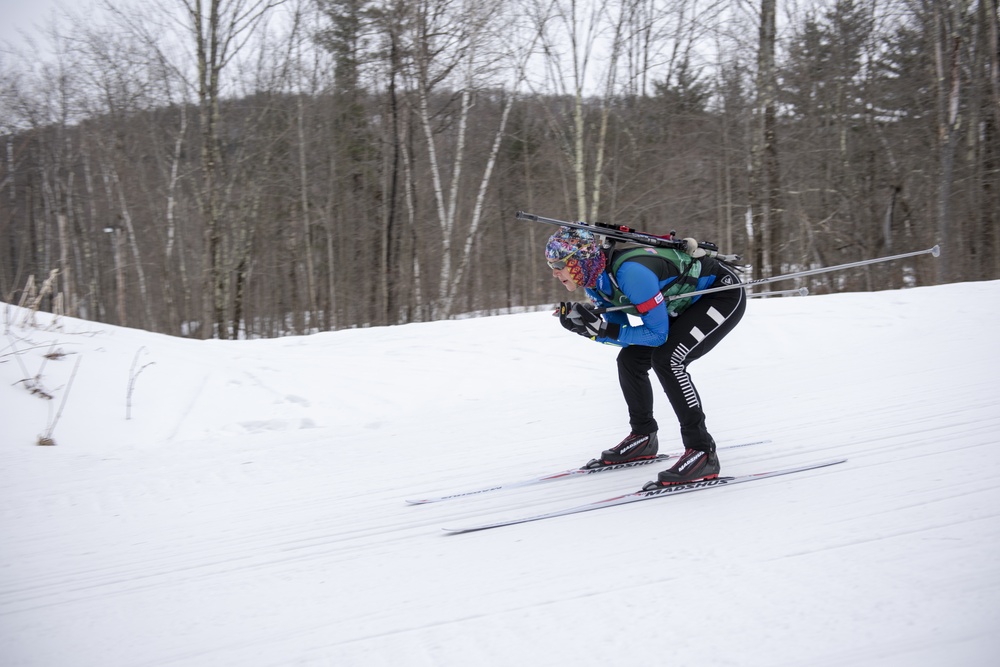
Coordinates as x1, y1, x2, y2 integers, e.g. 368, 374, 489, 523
545, 226, 606, 288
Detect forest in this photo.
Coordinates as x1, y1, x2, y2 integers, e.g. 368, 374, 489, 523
1, 0, 997, 338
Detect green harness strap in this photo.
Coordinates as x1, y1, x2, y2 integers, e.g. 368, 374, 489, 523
604, 246, 702, 316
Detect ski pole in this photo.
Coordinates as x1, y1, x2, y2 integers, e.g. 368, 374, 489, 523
748, 287, 809, 298
597, 245, 940, 313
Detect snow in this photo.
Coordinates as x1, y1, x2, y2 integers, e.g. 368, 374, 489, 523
2, 281, 999, 667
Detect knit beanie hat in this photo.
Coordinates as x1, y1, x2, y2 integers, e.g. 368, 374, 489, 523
545, 226, 607, 288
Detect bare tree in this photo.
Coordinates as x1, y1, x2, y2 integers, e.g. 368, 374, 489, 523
4, 0, 1000, 340
748, 0, 781, 278
397, 0, 534, 317
930, 0, 967, 283
529, 0, 606, 220
171, 0, 286, 337
981, 0, 1000, 277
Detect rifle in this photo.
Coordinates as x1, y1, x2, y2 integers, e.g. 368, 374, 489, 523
514, 211, 743, 263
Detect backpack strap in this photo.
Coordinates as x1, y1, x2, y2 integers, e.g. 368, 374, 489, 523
607, 246, 702, 316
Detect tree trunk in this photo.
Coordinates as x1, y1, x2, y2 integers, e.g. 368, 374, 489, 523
750, 0, 781, 278
932, 0, 963, 284
163, 104, 188, 334
296, 94, 318, 327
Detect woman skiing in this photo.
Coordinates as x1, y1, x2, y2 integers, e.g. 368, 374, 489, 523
545, 226, 746, 487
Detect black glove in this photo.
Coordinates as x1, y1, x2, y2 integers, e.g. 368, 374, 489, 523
557, 302, 620, 340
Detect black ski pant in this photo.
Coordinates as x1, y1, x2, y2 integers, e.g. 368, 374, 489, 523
616, 265, 746, 452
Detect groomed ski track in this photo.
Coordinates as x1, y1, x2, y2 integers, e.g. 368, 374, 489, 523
2, 281, 999, 666
442, 459, 849, 533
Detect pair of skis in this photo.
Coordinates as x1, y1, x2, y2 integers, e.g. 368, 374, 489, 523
406, 439, 846, 534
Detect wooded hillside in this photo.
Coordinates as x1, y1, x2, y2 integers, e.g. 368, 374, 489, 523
2, 0, 997, 337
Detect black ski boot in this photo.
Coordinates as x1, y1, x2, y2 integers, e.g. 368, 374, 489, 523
647, 448, 720, 487
583, 432, 659, 469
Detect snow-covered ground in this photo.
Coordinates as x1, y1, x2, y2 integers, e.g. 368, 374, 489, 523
2, 281, 998, 666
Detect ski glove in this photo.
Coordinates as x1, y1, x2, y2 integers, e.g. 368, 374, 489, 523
558, 302, 620, 340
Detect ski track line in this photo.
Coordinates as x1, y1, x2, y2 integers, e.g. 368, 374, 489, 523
770, 629, 998, 667
828, 481, 1000, 521
5, 450, 807, 614
0, 532, 423, 616
784, 419, 998, 465
775, 510, 1000, 560
2, 473, 579, 604
164, 370, 212, 441
5, 431, 983, 617
147, 565, 695, 667
8, 458, 995, 626
1, 506, 451, 613
840, 437, 998, 472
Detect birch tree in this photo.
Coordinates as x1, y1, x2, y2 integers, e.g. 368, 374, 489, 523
170, 0, 285, 337
530, 0, 721, 224
401, 0, 534, 318
530, 0, 605, 220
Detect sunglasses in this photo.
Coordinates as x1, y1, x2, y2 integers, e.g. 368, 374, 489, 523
547, 249, 579, 270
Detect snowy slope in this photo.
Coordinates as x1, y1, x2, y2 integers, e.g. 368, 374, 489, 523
1, 281, 999, 667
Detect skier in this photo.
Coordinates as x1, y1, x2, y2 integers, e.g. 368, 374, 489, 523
546, 226, 746, 486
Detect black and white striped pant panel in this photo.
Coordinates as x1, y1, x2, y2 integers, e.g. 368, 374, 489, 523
617, 265, 746, 451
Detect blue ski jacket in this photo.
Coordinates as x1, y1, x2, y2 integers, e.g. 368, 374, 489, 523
585, 252, 725, 347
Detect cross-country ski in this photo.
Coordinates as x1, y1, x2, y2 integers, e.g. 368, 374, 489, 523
406, 438, 771, 504
443, 458, 847, 534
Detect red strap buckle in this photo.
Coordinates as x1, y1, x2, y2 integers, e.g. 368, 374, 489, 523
635, 292, 665, 314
